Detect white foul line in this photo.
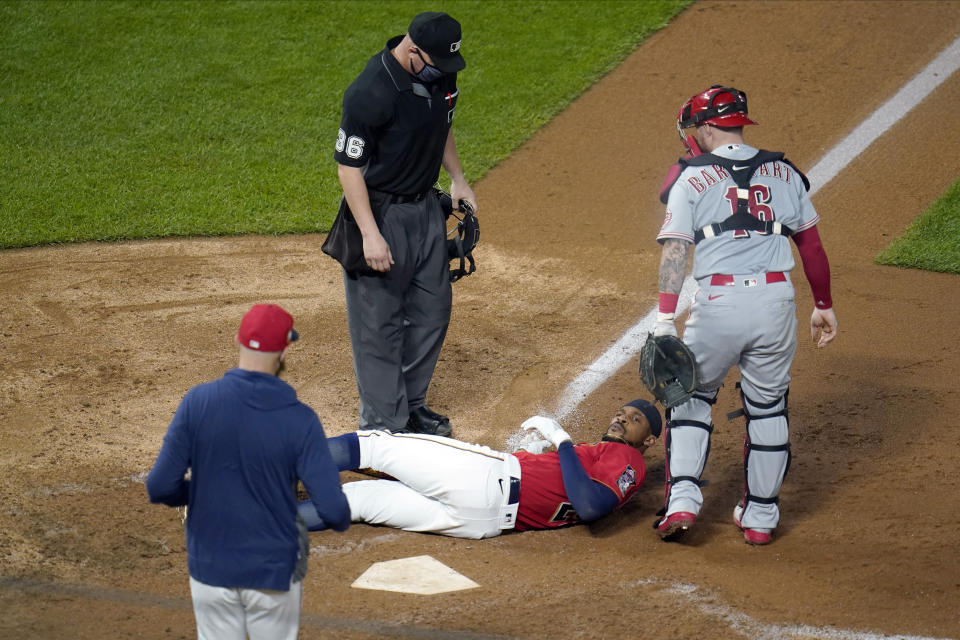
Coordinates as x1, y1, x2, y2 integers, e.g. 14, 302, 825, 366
806, 35, 960, 198
552, 33, 960, 423
635, 580, 958, 640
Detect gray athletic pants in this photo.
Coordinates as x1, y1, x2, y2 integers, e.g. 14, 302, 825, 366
344, 194, 452, 431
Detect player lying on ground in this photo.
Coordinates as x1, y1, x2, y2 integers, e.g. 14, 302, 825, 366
297, 399, 662, 539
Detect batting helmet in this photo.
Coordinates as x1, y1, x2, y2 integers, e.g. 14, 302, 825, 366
677, 85, 757, 131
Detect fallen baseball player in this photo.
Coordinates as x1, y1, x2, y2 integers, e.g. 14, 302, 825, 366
297, 399, 661, 539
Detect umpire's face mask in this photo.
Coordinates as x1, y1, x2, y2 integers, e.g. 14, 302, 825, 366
412, 49, 444, 83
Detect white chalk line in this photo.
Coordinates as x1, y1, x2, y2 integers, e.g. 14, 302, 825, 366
514, 32, 960, 640
632, 580, 955, 640
806, 34, 960, 198
552, 280, 697, 421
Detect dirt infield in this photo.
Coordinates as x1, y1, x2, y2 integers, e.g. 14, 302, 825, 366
2, 2, 959, 638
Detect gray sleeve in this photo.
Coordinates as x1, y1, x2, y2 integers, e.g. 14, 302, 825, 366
292, 513, 309, 583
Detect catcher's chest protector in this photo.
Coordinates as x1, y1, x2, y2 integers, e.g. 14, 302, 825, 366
660, 150, 810, 244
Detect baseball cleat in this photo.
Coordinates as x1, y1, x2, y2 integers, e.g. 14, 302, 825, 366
404, 406, 452, 437
655, 511, 696, 541
742, 528, 772, 545
733, 503, 773, 545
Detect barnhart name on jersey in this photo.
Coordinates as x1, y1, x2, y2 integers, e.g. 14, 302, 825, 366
685, 160, 796, 195
657, 144, 818, 279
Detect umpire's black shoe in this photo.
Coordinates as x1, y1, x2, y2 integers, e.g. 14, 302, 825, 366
405, 406, 452, 437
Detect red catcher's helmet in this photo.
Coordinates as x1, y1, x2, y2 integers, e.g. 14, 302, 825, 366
677, 85, 757, 130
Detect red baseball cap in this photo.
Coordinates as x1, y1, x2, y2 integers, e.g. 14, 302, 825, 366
237, 304, 299, 352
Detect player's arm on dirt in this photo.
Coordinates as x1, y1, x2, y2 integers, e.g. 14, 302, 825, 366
556, 443, 618, 522
654, 238, 690, 337
337, 163, 393, 272
792, 227, 838, 347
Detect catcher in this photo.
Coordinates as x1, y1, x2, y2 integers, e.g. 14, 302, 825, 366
297, 399, 661, 539
646, 85, 838, 545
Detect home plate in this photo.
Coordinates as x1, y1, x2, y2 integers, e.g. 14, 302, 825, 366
351, 555, 480, 595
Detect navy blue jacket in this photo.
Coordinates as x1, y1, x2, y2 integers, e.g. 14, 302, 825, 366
146, 368, 350, 591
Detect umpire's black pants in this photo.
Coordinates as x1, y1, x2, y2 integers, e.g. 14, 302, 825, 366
343, 194, 452, 431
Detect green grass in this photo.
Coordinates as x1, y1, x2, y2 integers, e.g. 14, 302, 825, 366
0, 0, 689, 248
876, 178, 960, 274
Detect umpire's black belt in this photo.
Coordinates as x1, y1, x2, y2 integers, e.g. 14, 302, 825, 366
368, 187, 432, 205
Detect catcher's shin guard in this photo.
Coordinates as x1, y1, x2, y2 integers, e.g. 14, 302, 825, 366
659, 392, 716, 517
735, 388, 791, 531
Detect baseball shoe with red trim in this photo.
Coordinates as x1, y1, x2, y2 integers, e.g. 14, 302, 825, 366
733, 503, 772, 545
654, 511, 696, 541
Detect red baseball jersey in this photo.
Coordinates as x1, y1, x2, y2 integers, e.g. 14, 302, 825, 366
512, 442, 646, 531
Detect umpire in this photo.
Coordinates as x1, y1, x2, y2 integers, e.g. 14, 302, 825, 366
333, 11, 477, 436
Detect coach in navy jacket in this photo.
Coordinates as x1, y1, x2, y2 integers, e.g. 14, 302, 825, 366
147, 304, 350, 640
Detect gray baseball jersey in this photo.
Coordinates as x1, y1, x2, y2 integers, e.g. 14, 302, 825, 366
657, 144, 820, 278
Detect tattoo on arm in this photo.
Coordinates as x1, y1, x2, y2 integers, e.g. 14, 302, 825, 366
658, 239, 689, 294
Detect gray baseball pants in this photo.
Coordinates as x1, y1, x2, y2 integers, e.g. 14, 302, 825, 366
344, 195, 452, 431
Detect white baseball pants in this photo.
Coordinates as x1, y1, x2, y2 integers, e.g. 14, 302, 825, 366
346, 430, 520, 539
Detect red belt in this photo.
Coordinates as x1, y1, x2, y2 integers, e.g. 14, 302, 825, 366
710, 272, 786, 286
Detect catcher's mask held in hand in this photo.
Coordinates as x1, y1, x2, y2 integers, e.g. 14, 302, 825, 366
639, 333, 699, 409
436, 186, 479, 282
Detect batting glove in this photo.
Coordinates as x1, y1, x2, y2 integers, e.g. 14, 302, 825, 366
520, 416, 572, 449
653, 312, 678, 338
518, 438, 552, 454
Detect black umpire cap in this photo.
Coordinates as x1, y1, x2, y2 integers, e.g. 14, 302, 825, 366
409, 12, 465, 73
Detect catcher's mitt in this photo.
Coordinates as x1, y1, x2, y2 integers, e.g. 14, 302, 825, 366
639, 333, 699, 409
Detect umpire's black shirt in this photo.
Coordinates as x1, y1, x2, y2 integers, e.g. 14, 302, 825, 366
334, 35, 459, 197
